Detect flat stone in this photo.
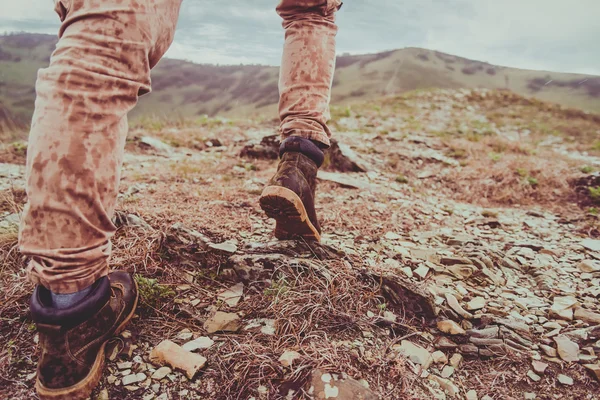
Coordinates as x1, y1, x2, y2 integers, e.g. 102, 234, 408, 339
182, 336, 214, 352
527, 370, 541, 382
466, 297, 486, 311
431, 351, 448, 364
117, 361, 133, 370
394, 340, 433, 369
437, 320, 466, 335
583, 364, 600, 381
578, 260, 600, 273
441, 365, 454, 378
209, 242, 238, 254
531, 360, 548, 374
310, 369, 378, 400
445, 293, 473, 319
582, 239, 600, 252
151, 366, 172, 380
554, 336, 580, 362
550, 296, 578, 321
467, 326, 499, 339
428, 375, 459, 397
204, 311, 241, 333
466, 390, 478, 400
122, 373, 147, 386
557, 374, 573, 385
414, 264, 430, 279
574, 307, 600, 324
435, 337, 458, 349
217, 283, 244, 307
449, 353, 463, 368
177, 330, 193, 341
150, 340, 207, 380
96, 389, 109, 400
278, 350, 301, 367
140, 136, 173, 153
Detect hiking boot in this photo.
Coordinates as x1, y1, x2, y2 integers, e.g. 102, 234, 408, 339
30, 272, 138, 400
260, 138, 323, 241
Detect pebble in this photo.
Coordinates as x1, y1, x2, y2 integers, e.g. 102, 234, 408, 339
554, 336, 580, 362
204, 311, 241, 333
465, 390, 478, 400
527, 370, 541, 382
437, 320, 466, 335
151, 366, 172, 380
557, 374, 573, 385
394, 340, 433, 369
122, 372, 147, 386
182, 337, 214, 352
278, 350, 301, 367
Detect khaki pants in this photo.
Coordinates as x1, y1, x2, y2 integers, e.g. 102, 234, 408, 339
19, 0, 341, 293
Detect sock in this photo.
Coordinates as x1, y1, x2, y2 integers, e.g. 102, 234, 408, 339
279, 136, 325, 167
50, 285, 94, 310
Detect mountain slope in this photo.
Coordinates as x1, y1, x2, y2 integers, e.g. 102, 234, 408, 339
0, 33, 598, 129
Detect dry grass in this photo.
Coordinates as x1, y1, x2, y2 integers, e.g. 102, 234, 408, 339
442, 136, 574, 207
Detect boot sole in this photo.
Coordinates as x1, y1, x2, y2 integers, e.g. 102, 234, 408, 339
36, 279, 139, 400
259, 186, 321, 242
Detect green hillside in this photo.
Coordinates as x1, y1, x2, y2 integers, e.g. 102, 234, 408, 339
0, 33, 598, 131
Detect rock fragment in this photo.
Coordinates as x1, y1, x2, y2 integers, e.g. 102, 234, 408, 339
394, 340, 433, 369
217, 283, 244, 307
151, 367, 172, 380
122, 372, 147, 386
279, 350, 301, 368
182, 337, 214, 352
437, 320, 466, 335
466, 297, 486, 311
150, 340, 207, 379
554, 336, 580, 362
445, 293, 473, 319
557, 374, 573, 385
574, 307, 600, 324
310, 369, 377, 400
204, 311, 241, 333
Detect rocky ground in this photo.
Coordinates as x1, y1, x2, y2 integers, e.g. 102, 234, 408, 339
2, 89, 600, 399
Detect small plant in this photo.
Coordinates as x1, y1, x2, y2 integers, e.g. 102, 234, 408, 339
11, 142, 27, 156
589, 207, 599, 215
581, 165, 594, 174
516, 168, 528, 177
395, 174, 408, 184
264, 276, 290, 299
526, 177, 539, 187
592, 141, 600, 151
589, 187, 600, 204
135, 275, 175, 308
376, 303, 387, 311
488, 152, 502, 162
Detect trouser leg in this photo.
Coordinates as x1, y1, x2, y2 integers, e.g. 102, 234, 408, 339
18, 0, 182, 293
276, 0, 342, 148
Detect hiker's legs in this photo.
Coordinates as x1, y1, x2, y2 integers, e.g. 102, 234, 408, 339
260, 0, 341, 241
19, 0, 181, 294
276, 0, 342, 148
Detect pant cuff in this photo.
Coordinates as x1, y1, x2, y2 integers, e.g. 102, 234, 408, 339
27, 259, 110, 294
281, 129, 331, 148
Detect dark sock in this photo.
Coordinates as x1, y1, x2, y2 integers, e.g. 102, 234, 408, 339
50, 285, 94, 309
279, 136, 325, 167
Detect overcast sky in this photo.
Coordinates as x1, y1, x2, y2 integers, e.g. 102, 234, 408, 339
2, 0, 599, 75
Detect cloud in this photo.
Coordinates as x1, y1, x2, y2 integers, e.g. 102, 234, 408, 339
1, 0, 598, 74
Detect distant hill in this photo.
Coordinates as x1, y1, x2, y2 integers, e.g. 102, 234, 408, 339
0, 33, 598, 130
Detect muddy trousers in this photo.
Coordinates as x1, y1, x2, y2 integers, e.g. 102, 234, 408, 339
18, 0, 341, 293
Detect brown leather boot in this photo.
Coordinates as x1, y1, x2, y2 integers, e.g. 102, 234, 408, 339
30, 272, 138, 400
260, 151, 322, 241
